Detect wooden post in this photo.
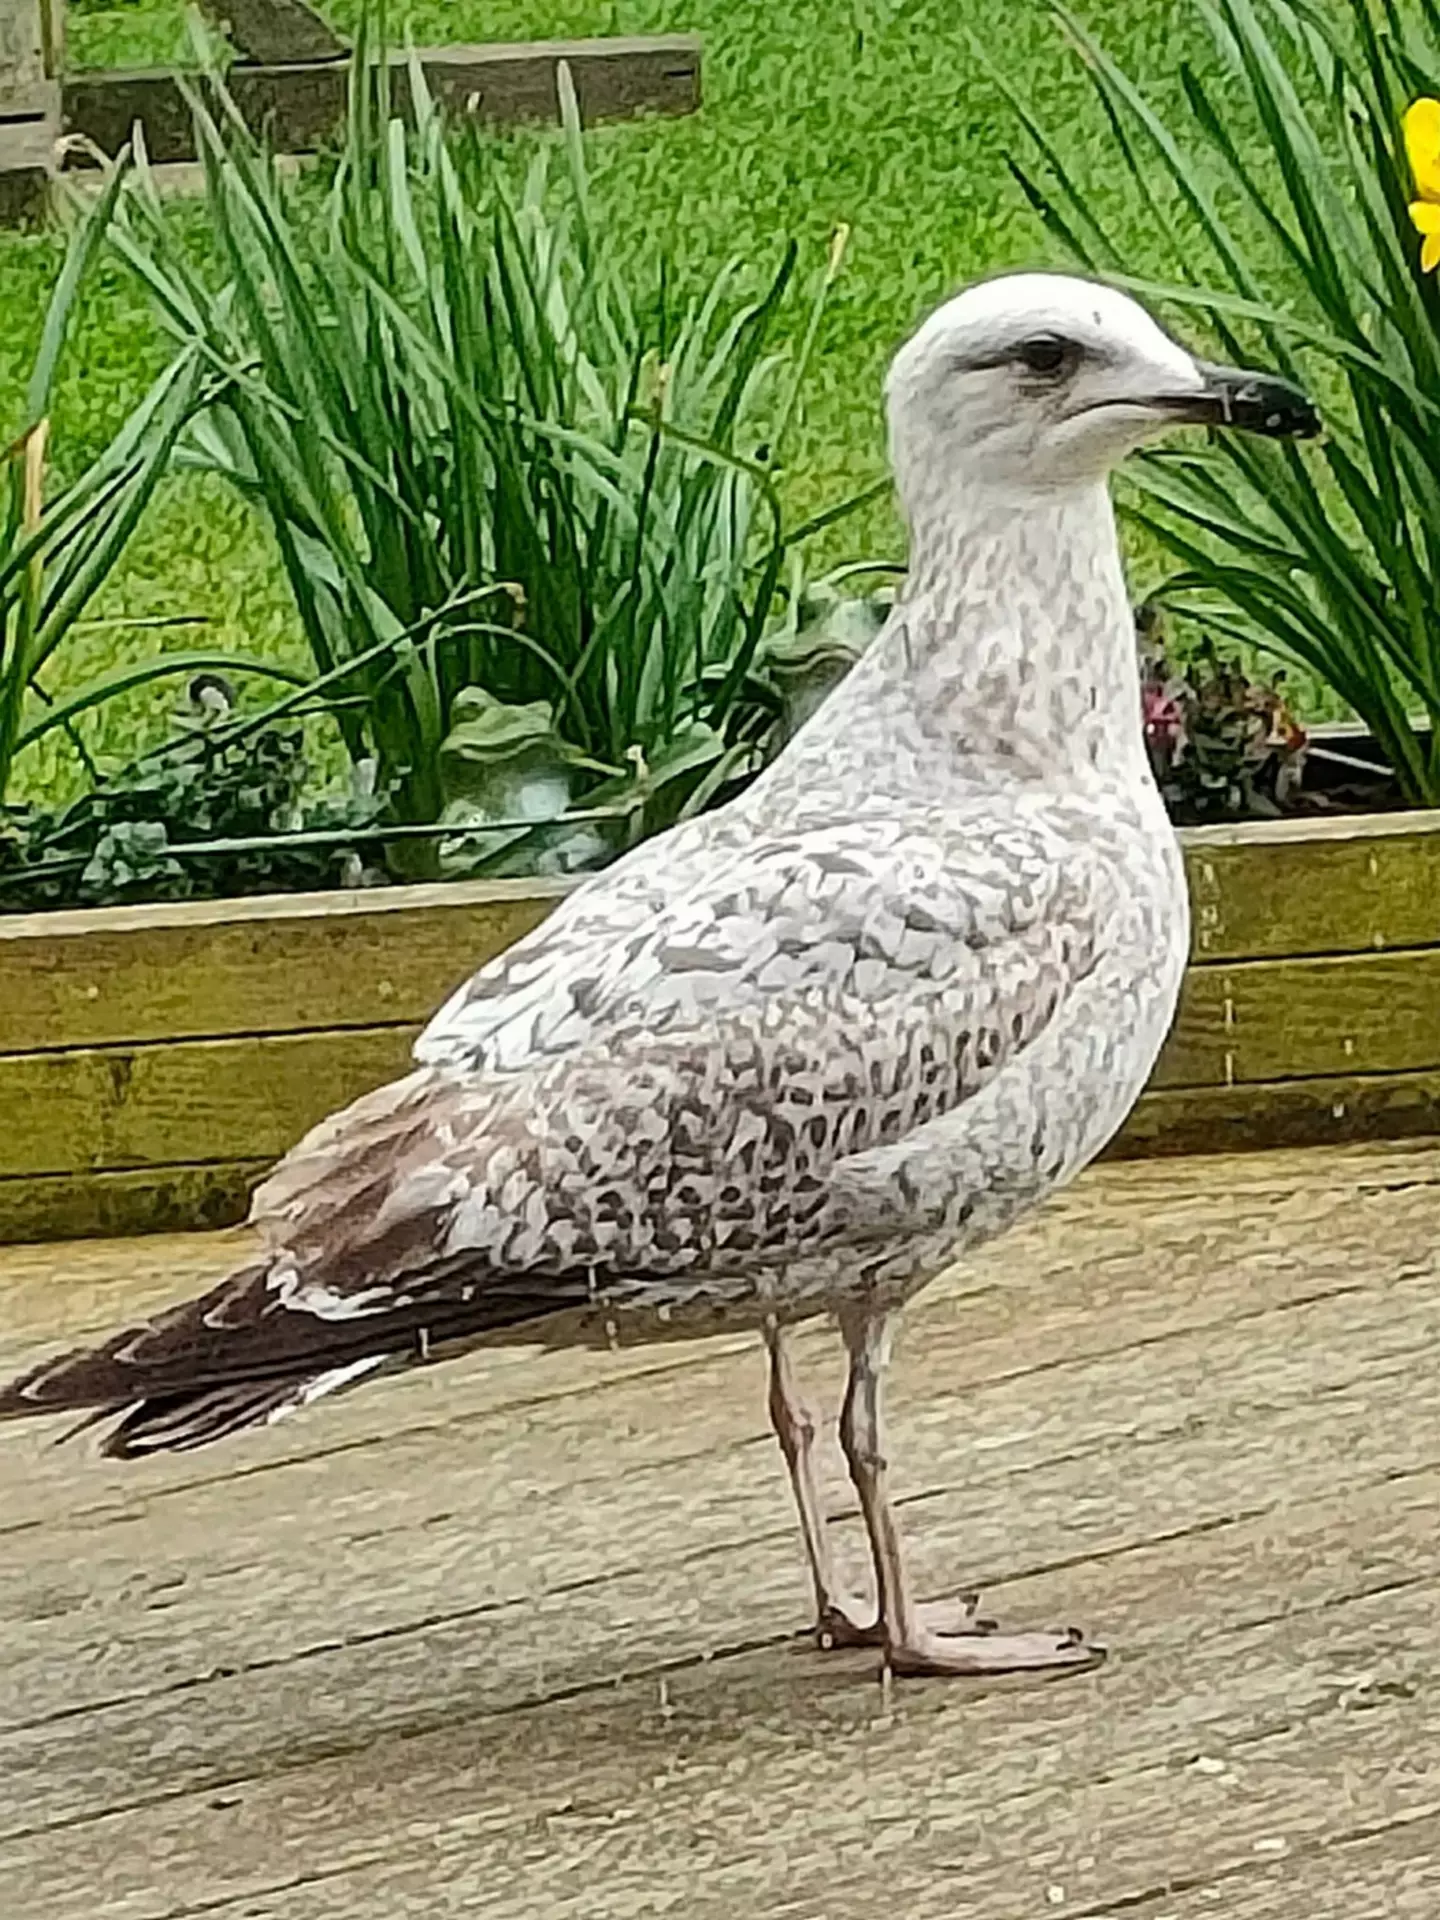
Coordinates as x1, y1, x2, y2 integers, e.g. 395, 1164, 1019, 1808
0, 0, 56, 114
0, 0, 61, 223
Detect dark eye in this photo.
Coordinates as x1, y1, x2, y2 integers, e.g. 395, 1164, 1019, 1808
1016, 333, 1071, 376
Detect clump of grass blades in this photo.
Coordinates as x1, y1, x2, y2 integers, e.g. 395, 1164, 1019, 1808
107, 18, 876, 876
985, 0, 1440, 806
1, 164, 303, 816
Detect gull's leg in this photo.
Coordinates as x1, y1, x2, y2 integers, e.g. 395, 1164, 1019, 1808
836, 1303, 1104, 1678
763, 1321, 876, 1647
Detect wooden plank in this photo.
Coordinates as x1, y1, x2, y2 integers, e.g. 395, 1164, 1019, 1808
6, 960, 1440, 1237
0, 101, 50, 220
0, 1025, 415, 1179
1, 1138, 1434, 1915
4, 1330, 1438, 1908
0, 1161, 264, 1245
6, 874, 1440, 1071
62, 35, 703, 166
1115, 1062, 1440, 1158
1180, 807, 1440, 961
3, 1053, 1435, 1243
0, 0, 52, 116
1153, 946, 1440, 1090
197, 0, 346, 65
5, 817, 1438, 1059
7, 1140, 1433, 1517
10, 943, 1440, 1172
6, 1250, 1434, 1726
0, 876, 564, 1054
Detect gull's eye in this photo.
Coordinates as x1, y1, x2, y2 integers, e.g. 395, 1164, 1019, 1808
1016, 333, 1071, 377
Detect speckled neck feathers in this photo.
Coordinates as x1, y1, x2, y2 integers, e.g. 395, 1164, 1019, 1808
758, 478, 1153, 818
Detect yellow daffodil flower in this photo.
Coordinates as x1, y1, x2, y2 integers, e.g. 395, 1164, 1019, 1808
1405, 97, 1440, 270
1413, 200, 1440, 274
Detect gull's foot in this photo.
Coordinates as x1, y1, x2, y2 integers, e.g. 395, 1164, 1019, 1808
816, 1590, 995, 1651
884, 1623, 1105, 1679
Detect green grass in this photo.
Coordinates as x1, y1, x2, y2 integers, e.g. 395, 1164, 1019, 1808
3, 0, 1309, 799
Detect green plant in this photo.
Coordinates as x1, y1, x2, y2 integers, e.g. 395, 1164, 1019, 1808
989, 0, 1440, 805
0, 673, 387, 911
107, 20, 881, 875
1, 165, 305, 813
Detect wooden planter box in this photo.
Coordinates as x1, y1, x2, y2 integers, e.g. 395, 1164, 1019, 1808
2, 809, 1438, 1244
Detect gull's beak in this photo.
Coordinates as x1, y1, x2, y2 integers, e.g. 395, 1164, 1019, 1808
1152, 361, 1322, 440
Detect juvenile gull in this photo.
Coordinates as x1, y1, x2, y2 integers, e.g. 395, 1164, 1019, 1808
0, 275, 1319, 1679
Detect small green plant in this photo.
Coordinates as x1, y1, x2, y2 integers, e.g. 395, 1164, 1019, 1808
1, 165, 302, 814
0, 673, 387, 911
988, 0, 1440, 806
108, 20, 881, 875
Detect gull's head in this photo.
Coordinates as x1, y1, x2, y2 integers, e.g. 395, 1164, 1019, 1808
886, 271, 1320, 503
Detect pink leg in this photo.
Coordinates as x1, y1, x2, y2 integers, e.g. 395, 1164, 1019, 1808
763, 1322, 876, 1646
836, 1305, 1105, 1679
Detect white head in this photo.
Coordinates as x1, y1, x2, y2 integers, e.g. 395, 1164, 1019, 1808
886, 271, 1318, 507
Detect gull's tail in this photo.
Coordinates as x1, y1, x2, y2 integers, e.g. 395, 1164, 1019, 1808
0, 1257, 393, 1458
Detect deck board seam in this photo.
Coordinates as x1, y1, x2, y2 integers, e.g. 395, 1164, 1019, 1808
7, 1575, 1434, 1905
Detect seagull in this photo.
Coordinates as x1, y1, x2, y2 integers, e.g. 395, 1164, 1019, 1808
0, 274, 1318, 1679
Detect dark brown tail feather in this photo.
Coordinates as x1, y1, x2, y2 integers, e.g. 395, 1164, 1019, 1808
89, 1379, 314, 1458
0, 1250, 596, 1456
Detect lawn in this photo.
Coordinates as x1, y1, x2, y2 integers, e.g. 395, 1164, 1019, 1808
3, 0, 1261, 798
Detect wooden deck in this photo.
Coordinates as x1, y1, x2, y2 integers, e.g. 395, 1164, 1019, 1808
2, 1138, 1439, 1918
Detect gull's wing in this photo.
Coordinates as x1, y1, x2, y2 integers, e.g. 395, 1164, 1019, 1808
0, 809, 1106, 1436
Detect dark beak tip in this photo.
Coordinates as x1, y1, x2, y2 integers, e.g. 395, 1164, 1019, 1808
1197, 362, 1321, 442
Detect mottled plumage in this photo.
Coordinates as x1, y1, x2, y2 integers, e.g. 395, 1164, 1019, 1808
1, 274, 1318, 1678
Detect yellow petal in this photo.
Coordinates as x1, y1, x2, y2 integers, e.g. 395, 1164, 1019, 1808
1411, 198, 1440, 232
1423, 231, 1440, 273
1405, 96, 1440, 161
1405, 97, 1440, 197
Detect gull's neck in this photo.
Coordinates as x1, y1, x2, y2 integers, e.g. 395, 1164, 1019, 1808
762, 477, 1156, 813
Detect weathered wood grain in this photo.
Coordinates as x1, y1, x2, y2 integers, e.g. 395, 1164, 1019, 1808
0, 1024, 416, 1178
5, 1143, 1434, 1527
62, 35, 704, 167
0, 0, 58, 114
1152, 946, 1440, 1089
0, 1140, 1434, 1916
3, 1259, 1434, 1737
4, 1550, 1436, 1917
0, 876, 564, 1055
1183, 807, 1440, 961
1118, 1062, 1440, 1158
0, 1159, 267, 1244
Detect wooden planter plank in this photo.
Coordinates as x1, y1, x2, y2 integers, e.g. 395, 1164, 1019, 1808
1, 808, 1437, 1243
1185, 809, 1440, 961
63, 35, 703, 166
1151, 947, 1440, 1091
0, 1160, 266, 1244
7, 942, 1440, 1180
0, 1025, 416, 1179
0, 877, 565, 1055
4, 819, 1435, 1063
1115, 1064, 1440, 1160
